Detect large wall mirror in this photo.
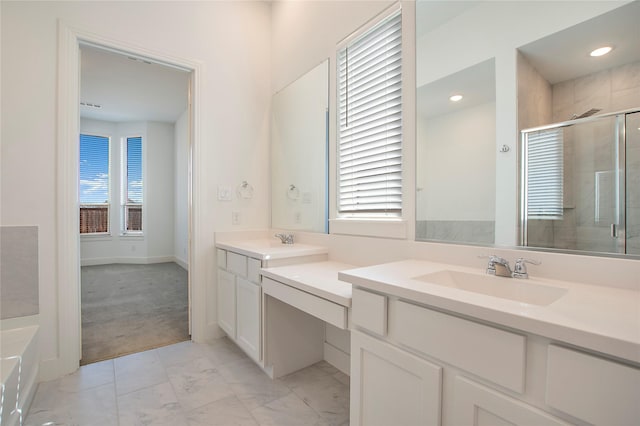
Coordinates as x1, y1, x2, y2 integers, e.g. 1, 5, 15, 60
271, 60, 329, 233
416, 0, 640, 257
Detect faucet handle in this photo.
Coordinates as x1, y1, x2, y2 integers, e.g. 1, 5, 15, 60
274, 233, 294, 244
478, 254, 505, 275
513, 258, 541, 279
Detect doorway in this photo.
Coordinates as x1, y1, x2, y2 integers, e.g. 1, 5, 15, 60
78, 44, 192, 364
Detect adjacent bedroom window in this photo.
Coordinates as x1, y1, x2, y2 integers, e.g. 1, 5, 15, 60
337, 7, 403, 217
122, 136, 143, 233
79, 134, 111, 234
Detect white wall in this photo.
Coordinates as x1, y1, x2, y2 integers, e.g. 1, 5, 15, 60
417, 102, 496, 221
1, 1, 271, 377
79, 119, 176, 265
271, 1, 394, 94
146, 121, 176, 259
174, 110, 189, 269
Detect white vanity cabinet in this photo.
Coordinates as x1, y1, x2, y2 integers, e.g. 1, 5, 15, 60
350, 286, 640, 426
215, 242, 329, 367
236, 276, 261, 359
216, 249, 262, 362
217, 268, 236, 338
351, 330, 442, 426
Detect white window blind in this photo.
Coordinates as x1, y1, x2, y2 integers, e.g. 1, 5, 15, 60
79, 134, 110, 234
123, 136, 143, 232
338, 9, 402, 215
524, 128, 564, 219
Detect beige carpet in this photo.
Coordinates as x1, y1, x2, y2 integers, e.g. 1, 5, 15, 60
81, 262, 189, 365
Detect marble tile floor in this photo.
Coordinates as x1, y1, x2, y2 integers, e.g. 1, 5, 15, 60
25, 337, 350, 426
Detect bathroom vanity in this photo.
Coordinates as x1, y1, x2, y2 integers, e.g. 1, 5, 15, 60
215, 239, 327, 366
340, 260, 640, 426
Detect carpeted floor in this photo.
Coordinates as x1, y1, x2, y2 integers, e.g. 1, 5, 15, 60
81, 262, 189, 365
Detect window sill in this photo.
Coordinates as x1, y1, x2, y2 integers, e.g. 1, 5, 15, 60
120, 233, 144, 240
80, 233, 112, 241
329, 218, 407, 239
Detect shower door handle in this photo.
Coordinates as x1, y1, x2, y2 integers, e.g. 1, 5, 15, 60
611, 224, 618, 238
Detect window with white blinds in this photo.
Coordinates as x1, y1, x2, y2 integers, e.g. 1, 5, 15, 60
123, 136, 143, 232
524, 128, 564, 219
79, 134, 110, 234
337, 8, 402, 215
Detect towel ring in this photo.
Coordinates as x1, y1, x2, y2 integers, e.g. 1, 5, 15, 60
287, 184, 300, 200
236, 181, 254, 199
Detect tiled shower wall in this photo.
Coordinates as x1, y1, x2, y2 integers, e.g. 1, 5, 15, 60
1, 226, 39, 319
524, 60, 640, 253
553, 61, 640, 253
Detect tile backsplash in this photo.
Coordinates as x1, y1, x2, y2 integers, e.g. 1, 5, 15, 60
1, 226, 39, 319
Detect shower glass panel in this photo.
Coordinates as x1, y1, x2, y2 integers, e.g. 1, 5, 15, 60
627, 111, 640, 255
521, 109, 639, 256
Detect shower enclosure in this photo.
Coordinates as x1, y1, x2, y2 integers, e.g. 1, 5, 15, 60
521, 108, 640, 256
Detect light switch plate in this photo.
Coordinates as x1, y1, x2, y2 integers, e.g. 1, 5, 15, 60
218, 186, 233, 201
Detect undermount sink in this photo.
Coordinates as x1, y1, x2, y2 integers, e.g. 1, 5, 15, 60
413, 270, 567, 306
242, 240, 294, 248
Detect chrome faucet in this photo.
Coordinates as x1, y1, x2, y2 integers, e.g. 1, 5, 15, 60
512, 257, 541, 279
483, 255, 540, 278
488, 256, 513, 277
274, 233, 294, 244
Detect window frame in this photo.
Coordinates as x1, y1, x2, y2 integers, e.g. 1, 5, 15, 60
331, 3, 409, 239
336, 5, 403, 219
79, 133, 112, 236
121, 135, 144, 235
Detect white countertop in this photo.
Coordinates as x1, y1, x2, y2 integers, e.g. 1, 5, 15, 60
261, 261, 355, 307
216, 239, 328, 260
339, 259, 640, 364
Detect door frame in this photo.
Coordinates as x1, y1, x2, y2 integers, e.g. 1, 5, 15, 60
55, 21, 206, 378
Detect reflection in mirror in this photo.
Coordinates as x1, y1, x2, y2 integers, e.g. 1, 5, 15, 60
518, 1, 640, 256
522, 110, 640, 255
271, 60, 329, 233
416, 0, 640, 257
416, 58, 496, 244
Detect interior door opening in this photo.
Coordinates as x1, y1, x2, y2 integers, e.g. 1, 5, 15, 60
78, 44, 193, 364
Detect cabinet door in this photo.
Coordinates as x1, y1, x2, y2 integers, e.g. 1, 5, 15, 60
236, 277, 261, 362
217, 269, 236, 339
351, 330, 442, 426
453, 376, 569, 426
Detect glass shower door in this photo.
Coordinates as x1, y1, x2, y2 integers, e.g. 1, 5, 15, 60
626, 112, 640, 255
522, 112, 630, 255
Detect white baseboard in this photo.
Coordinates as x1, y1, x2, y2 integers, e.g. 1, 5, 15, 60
81, 256, 179, 266
174, 256, 188, 270
324, 341, 350, 375
39, 357, 74, 382
193, 321, 226, 343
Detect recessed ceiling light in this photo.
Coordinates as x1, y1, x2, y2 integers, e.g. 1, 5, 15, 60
449, 94, 463, 102
590, 46, 613, 57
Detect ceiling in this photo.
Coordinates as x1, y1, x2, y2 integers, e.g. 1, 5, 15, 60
415, 1, 478, 38
416, 1, 640, 118
80, 45, 189, 123
417, 58, 495, 119
517, 0, 640, 84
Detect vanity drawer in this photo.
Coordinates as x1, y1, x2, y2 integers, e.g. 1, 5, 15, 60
227, 252, 247, 277
262, 277, 348, 329
546, 345, 640, 425
217, 249, 227, 269
390, 300, 526, 393
352, 288, 387, 336
247, 257, 262, 284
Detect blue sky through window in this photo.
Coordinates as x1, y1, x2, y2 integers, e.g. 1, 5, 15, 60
79, 134, 109, 204
127, 137, 143, 203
